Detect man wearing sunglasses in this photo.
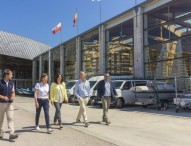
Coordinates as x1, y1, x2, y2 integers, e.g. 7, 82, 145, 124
97, 73, 117, 125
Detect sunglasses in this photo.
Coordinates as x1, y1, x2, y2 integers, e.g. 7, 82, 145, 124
105, 76, 110, 77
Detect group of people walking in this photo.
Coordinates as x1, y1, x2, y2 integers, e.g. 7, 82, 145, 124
0, 69, 117, 142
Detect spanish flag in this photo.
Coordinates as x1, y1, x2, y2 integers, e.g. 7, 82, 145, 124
73, 11, 78, 27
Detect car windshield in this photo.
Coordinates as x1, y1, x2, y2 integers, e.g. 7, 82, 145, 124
66, 81, 76, 89
112, 81, 123, 89
89, 81, 97, 88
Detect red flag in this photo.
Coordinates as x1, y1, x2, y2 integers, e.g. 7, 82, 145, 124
52, 22, 62, 34
73, 12, 78, 27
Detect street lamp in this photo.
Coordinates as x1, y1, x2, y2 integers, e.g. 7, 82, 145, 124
92, 0, 102, 24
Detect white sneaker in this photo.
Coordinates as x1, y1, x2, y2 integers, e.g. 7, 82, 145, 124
47, 128, 53, 134
36, 126, 40, 131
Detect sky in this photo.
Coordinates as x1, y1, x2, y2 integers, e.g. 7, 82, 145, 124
0, 0, 146, 47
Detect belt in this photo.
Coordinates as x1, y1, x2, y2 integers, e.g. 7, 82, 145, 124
0, 101, 12, 103
104, 96, 111, 98
37, 98, 48, 100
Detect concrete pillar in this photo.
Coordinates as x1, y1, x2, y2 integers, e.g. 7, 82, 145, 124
98, 25, 106, 75
75, 37, 81, 79
60, 44, 65, 76
48, 50, 52, 84
32, 60, 36, 86
51, 51, 54, 82
133, 6, 144, 79
39, 55, 42, 79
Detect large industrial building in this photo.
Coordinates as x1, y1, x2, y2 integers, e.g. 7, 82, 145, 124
1, 0, 191, 88
0, 31, 51, 88
33, 0, 191, 84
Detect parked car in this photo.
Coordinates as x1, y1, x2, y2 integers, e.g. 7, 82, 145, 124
66, 80, 78, 103
122, 81, 175, 109
112, 80, 148, 108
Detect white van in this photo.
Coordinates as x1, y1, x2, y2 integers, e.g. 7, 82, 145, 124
88, 76, 104, 105
66, 80, 78, 103
72, 76, 104, 105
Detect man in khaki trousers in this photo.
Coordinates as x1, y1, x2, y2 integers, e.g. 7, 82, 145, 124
0, 69, 18, 142
97, 73, 117, 125
75, 71, 90, 127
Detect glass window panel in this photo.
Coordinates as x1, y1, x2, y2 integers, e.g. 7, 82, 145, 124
145, 57, 191, 79
81, 32, 99, 78
106, 36, 134, 75
144, 36, 191, 79
106, 19, 134, 75
144, 0, 191, 29
64, 40, 76, 81
42, 53, 48, 74
35, 59, 39, 81
108, 20, 133, 42
144, 15, 191, 46
51, 48, 60, 82
144, 36, 191, 63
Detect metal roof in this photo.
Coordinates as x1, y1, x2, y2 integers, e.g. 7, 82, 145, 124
0, 31, 51, 60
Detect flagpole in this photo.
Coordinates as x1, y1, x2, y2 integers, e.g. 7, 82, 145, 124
60, 22, 63, 44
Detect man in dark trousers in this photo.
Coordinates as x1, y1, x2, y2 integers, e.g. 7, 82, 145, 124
97, 73, 117, 125
0, 69, 18, 142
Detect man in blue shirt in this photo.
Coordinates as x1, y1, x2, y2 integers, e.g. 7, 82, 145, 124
75, 71, 90, 127
0, 69, 18, 142
97, 73, 117, 125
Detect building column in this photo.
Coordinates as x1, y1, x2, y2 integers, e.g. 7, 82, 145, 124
60, 44, 65, 76
32, 60, 36, 86
48, 50, 52, 84
98, 24, 106, 75
39, 55, 43, 79
75, 37, 81, 79
133, 6, 144, 79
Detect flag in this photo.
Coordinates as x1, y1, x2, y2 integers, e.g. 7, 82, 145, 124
73, 11, 78, 27
52, 22, 62, 34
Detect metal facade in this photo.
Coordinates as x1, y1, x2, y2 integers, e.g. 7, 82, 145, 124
0, 31, 51, 60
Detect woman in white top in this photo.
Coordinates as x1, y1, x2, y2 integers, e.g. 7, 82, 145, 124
34, 73, 53, 134
50, 73, 68, 129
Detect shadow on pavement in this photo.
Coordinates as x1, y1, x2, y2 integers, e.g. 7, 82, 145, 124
118, 105, 191, 118
17, 125, 48, 133
89, 121, 102, 125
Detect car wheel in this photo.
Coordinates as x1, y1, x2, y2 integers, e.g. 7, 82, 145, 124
176, 108, 179, 113
116, 98, 124, 109
70, 96, 75, 103
163, 102, 169, 110
88, 98, 94, 106
142, 105, 148, 108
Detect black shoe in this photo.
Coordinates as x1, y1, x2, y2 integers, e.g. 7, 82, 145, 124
59, 125, 63, 129
76, 119, 81, 123
54, 122, 58, 125
9, 134, 18, 142
84, 122, 90, 127
0, 130, 4, 138
106, 121, 111, 125
102, 119, 106, 122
